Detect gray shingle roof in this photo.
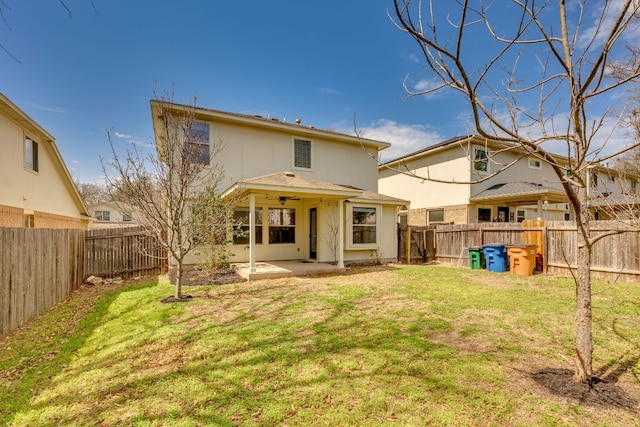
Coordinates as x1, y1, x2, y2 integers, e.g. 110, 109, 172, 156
470, 182, 566, 201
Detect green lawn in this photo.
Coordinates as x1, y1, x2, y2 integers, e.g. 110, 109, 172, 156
1, 265, 639, 426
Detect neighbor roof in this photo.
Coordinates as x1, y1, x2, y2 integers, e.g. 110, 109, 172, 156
470, 182, 567, 202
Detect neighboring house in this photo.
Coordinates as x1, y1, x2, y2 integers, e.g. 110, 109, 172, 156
379, 135, 639, 226
151, 101, 408, 272
88, 201, 140, 229
0, 92, 90, 229
587, 165, 640, 220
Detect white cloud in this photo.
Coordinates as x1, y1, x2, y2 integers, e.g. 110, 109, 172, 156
352, 119, 444, 162
31, 104, 64, 113
579, 0, 640, 48
317, 87, 340, 96
114, 132, 133, 139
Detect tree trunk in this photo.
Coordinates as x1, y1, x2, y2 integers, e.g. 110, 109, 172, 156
174, 259, 183, 299
574, 185, 593, 384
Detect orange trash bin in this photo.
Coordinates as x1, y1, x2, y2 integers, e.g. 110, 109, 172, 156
506, 244, 537, 276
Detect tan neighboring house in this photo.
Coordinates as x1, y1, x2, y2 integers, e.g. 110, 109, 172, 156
151, 101, 408, 272
379, 135, 640, 226
0, 92, 90, 229
88, 201, 140, 229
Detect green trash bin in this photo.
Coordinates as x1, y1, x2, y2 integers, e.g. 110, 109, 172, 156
469, 246, 485, 270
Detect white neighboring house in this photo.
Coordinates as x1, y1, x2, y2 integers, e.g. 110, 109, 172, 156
151, 101, 408, 273
88, 201, 140, 229
379, 135, 639, 226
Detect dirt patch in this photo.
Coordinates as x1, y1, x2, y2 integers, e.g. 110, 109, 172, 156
181, 268, 246, 286
160, 295, 193, 304
530, 368, 639, 411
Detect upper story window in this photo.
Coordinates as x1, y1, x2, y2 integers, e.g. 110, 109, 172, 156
95, 210, 110, 221
473, 148, 488, 174
631, 180, 637, 194
427, 209, 445, 224
122, 213, 133, 222
25, 137, 39, 172
590, 172, 598, 188
528, 157, 541, 169
293, 138, 312, 169
185, 122, 210, 165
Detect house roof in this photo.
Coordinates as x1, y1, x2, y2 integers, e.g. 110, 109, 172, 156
0, 92, 90, 219
380, 135, 475, 167
470, 182, 567, 203
151, 101, 392, 157
589, 192, 640, 208
222, 172, 409, 205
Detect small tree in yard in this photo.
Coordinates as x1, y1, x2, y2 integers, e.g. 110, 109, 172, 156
392, 0, 640, 384
103, 90, 229, 300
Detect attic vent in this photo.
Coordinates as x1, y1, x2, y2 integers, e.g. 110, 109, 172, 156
487, 183, 506, 190
283, 172, 295, 177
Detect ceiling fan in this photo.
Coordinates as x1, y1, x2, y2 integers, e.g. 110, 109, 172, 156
278, 195, 300, 205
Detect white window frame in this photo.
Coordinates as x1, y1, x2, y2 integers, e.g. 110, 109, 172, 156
25, 137, 39, 172
268, 207, 296, 244
427, 209, 445, 225
473, 147, 489, 174
185, 122, 210, 165
347, 204, 380, 249
291, 137, 313, 171
95, 210, 110, 221
516, 209, 526, 222
528, 157, 541, 170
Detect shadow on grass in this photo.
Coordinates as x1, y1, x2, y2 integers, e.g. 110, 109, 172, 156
6, 271, 639, 425
0, 278, 161, 426
12, 277, 481, 425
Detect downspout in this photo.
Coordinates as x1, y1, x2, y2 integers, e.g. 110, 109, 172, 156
249, 193, 256, 273
338, 199, 345, 269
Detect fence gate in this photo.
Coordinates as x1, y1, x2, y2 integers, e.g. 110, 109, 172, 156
398, 225, 436, 264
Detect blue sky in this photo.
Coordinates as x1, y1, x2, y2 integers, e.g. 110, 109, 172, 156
1, 1, 636, 183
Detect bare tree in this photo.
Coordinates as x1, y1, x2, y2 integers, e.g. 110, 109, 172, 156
391, 0, 640, 384
73, 179, 109, 206
103, 89, 226, 300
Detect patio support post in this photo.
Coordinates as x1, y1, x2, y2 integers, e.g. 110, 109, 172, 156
249, 193, 256, 273
338, 199, 345, 268
537, 198, 543, 219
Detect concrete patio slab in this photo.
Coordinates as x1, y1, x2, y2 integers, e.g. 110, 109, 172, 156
233, 260, 345, 281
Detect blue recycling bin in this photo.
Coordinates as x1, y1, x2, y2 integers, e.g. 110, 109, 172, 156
482, 244, 508, 273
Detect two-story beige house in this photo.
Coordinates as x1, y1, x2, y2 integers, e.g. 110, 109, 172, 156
379, 135, 639, 226
151, 101, 408, 274
0, 93, 90, 229
87, 201, 140, 229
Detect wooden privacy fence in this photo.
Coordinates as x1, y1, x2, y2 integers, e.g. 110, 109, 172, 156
430, 220, 640, 282
1, 226, 166, 337
84, 226, 166, 278
435, 220, 546, 268
398, 226, 436, 264
546, 220, 640, 282
0, 227, 85, 336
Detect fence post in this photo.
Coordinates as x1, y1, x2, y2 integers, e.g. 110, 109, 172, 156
406, 226, 411, 265
543, 225, 548, 273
